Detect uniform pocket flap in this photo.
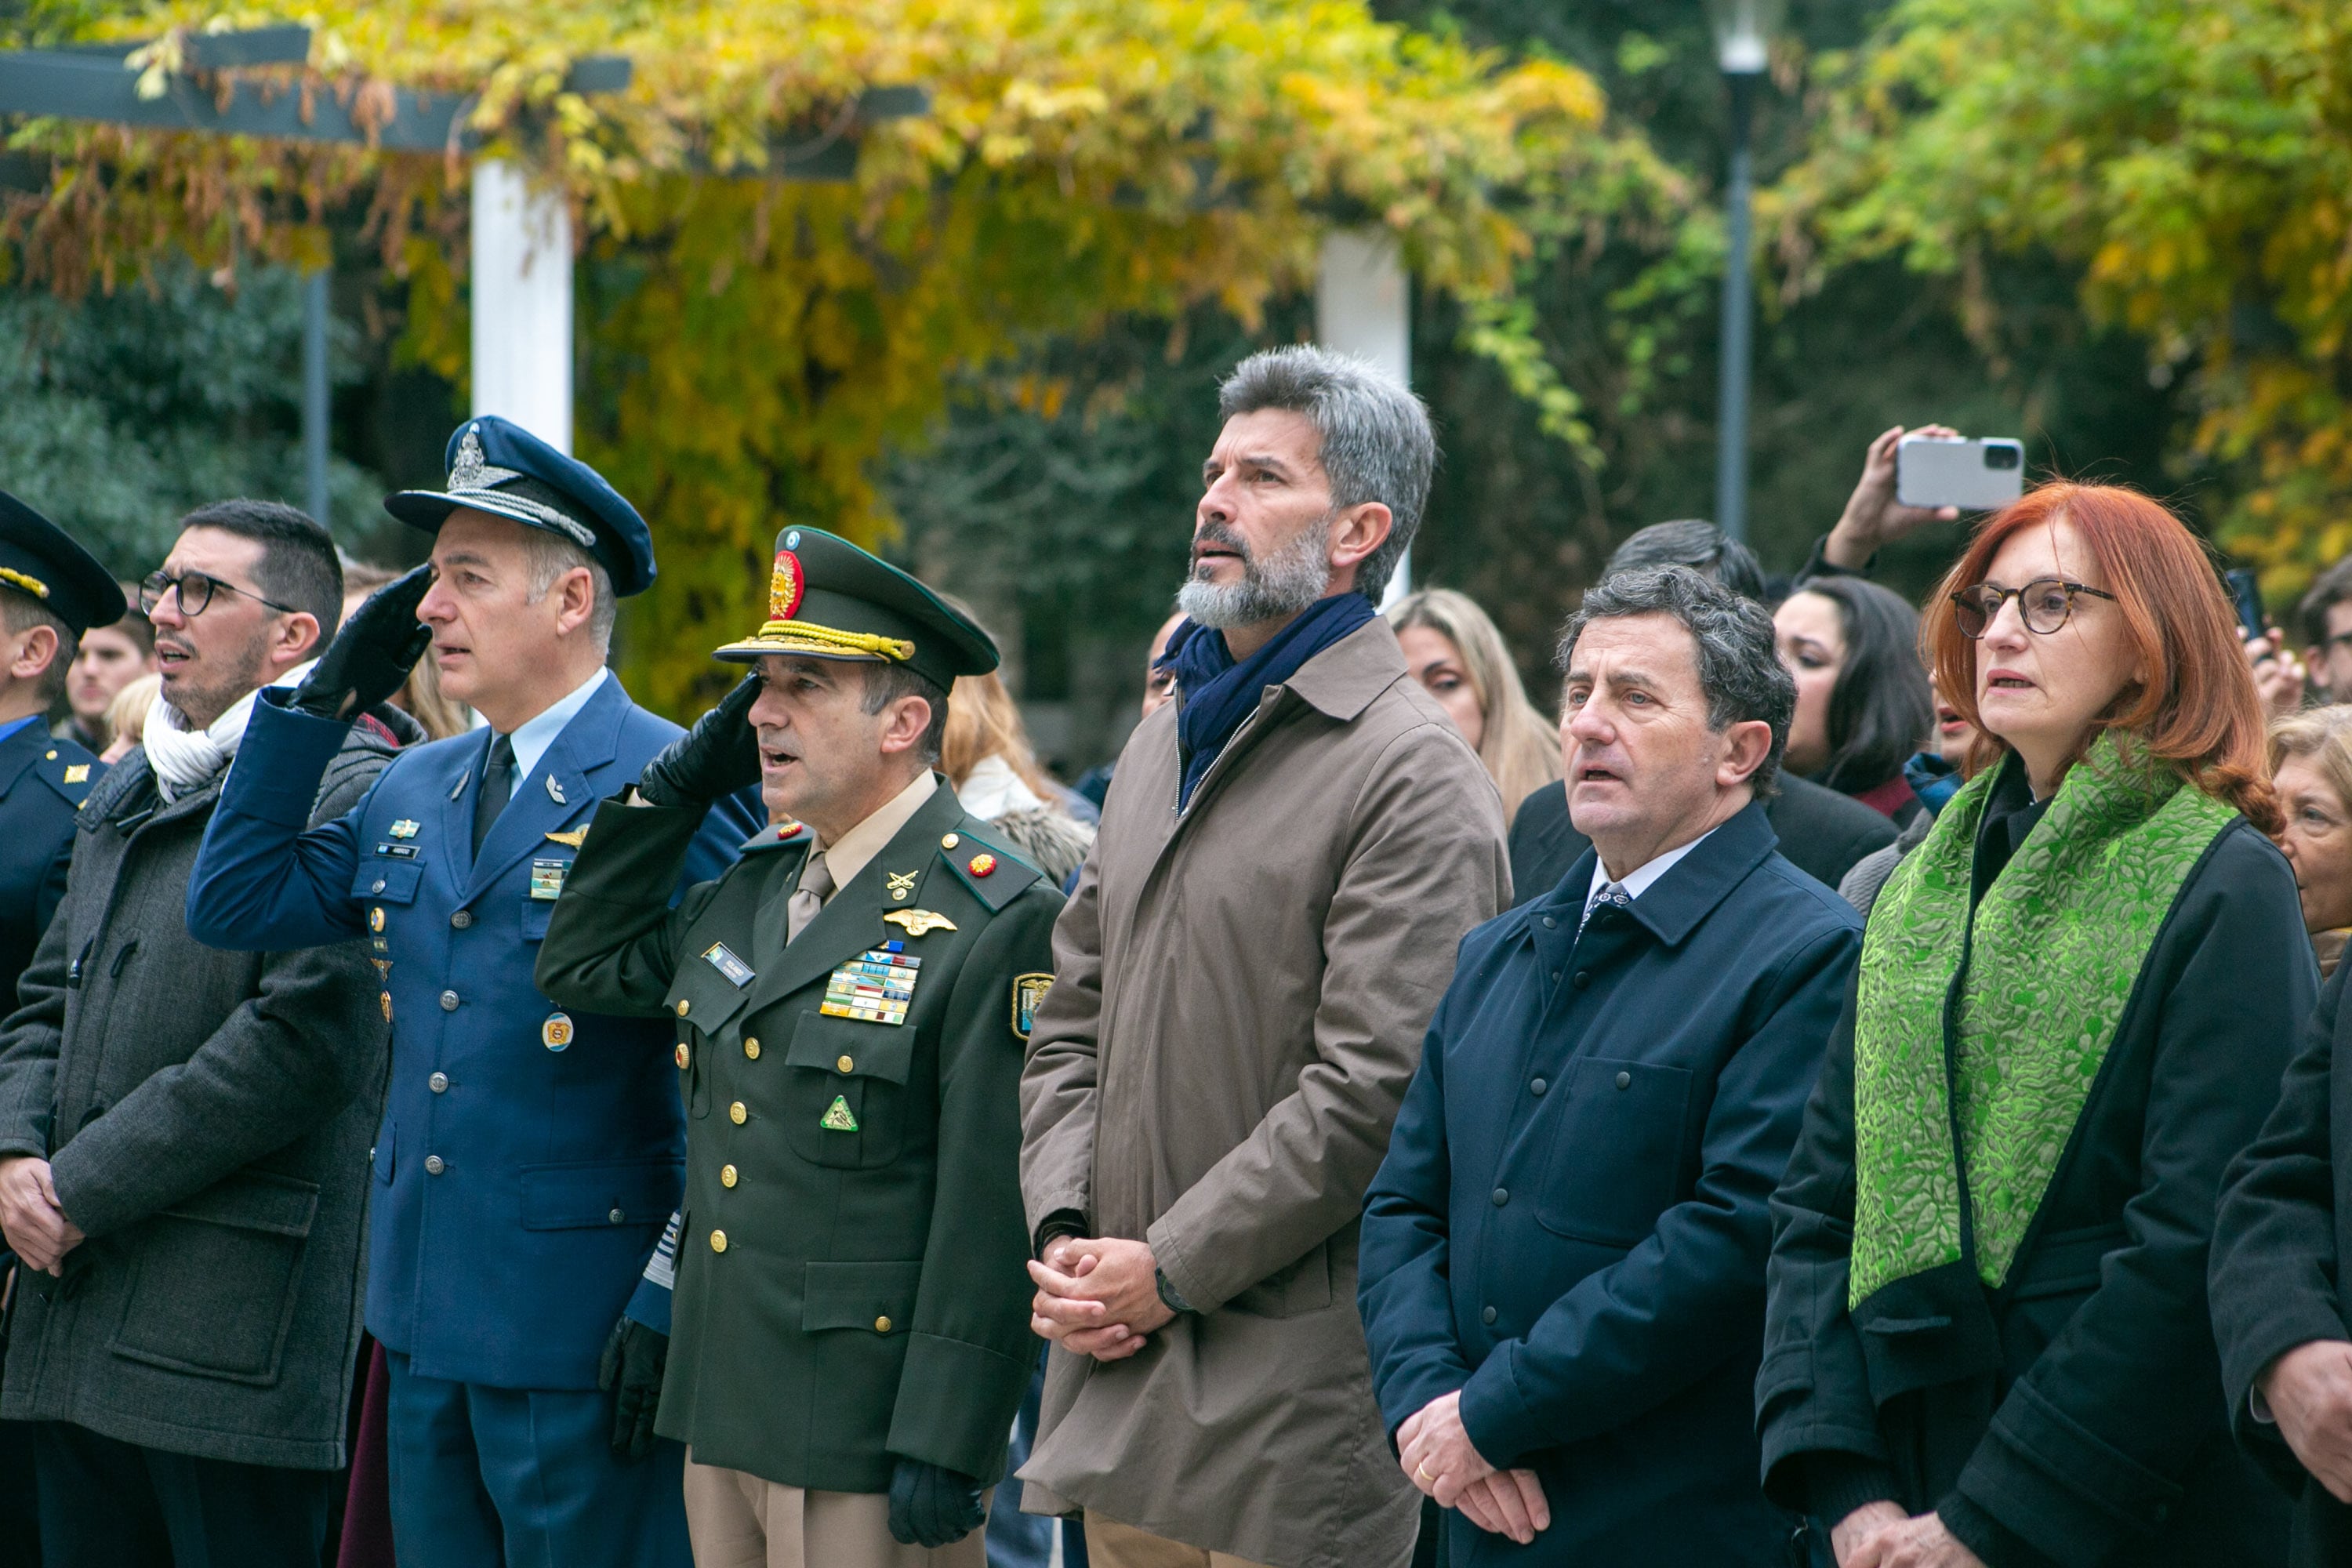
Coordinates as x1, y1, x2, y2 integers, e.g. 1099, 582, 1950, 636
665, 960, 752, 1036
519, 1158, 683, 1231
156, 1167, 320, 1238
802, 1259, 922, 1334
350, 860, 424, 905
787, 1010, 916, 1087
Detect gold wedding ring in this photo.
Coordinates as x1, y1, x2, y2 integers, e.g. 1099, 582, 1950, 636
1416, 1463, 1436, 1482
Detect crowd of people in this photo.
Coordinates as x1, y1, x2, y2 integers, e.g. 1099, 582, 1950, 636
7, 343, 2352, 1568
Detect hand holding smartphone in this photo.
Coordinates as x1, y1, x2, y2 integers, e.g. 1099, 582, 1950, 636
1895, 434, 2026, 512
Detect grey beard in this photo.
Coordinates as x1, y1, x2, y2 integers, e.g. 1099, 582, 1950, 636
1177, 516, 1333, 630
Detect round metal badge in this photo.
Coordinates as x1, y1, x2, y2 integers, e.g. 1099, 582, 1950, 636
543, 1012, 575, 1051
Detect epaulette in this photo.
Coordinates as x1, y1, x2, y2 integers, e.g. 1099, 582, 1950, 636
938, 822, 1043, 912
739, 816, 815, 855
34, 743, 99, 812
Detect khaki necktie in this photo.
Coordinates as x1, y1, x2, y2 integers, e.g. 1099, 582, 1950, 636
787, 850, 833, 944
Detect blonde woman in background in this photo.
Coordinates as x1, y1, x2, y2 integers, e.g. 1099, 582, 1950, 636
942, 668, 1096, 885
341, 561, 474, 740
2270, 705, 2352, 979
1386, 587, 1563, 825
98, 671, 161, 763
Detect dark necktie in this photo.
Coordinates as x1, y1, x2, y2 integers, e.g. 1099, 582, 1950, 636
1580, 880, 1632, 934
471, 731, 515, 859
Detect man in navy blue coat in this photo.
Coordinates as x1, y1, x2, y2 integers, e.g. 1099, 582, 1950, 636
187, 418, 757, 1568
1359, 566, 1861, 1565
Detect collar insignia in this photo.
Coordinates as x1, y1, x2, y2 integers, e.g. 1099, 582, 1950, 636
884, 869, 917, 902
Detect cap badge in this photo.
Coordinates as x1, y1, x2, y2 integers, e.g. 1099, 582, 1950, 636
883, 909, 958, 937
786, 529, 802, 550
447, 425, 521, 493
770, 549, 806, 621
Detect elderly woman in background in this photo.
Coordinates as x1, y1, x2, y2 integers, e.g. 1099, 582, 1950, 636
1759, 483, 2313, 1567
2270, 706, 2352, 979
1774, 575, 1936, 825
1387, 587, 1562, 825
942, 668, 1095, 885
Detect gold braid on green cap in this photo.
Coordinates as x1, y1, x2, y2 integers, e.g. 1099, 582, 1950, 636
739, 619, 915, 662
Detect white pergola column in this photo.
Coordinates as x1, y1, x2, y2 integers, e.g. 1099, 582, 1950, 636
470, 159, 574, 452
1314, 230, 1413, 604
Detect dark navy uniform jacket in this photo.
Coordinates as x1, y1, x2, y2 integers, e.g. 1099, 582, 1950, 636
187, 677, 758, 1391
1359, 801, 1860, 1565
0, 718, 100, 996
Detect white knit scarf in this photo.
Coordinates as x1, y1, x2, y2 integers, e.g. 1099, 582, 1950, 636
143, 659, 317, 803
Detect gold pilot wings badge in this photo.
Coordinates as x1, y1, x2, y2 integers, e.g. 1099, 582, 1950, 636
882, 909, 957, 938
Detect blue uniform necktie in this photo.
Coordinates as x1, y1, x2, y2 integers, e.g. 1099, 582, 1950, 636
471, 731, 515, 860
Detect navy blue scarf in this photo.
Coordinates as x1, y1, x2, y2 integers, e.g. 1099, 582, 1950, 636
1903, 750, 1962, 817
1162, 593, 1377, 809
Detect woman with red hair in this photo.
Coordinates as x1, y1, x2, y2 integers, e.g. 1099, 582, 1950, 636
1758, 484, 2314, 1566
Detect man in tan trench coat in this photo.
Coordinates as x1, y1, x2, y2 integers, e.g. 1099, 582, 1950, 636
1018, 345, 1511, 1568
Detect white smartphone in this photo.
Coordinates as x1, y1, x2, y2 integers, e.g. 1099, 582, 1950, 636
1896, 435, 2026, 511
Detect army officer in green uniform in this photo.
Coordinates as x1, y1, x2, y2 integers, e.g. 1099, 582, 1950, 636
535, 527, 1060, 1568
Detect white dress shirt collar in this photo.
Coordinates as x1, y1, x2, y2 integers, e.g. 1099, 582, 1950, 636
1585, 824, 1720, 913
502, 666, 611, 800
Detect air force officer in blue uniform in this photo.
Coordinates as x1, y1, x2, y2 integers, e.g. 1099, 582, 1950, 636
187, 417, 758, 1568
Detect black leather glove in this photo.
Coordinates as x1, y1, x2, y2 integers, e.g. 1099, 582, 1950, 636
887, 1456, 986, 1548
292, 563, 434, 720
597, 1314, 669, 1462
637, 673, 763, 808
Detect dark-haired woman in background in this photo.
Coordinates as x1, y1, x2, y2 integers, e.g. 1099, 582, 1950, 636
1776, 576, 1936, 825
1760, 482, 2312, 1566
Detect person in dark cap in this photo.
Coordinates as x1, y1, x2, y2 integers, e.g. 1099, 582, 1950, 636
186, 416, 759, 1568
533, 525, 1062, 1568
0, 490, 122, 993
0, 488, 122, 1566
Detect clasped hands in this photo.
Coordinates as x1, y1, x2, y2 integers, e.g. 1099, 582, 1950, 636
1027, 1236, 1172, 1362
0, 1155, 83, 1276
2260, 1338, 2352, 1504
1397, 1392, 1548, 1547
1831, 1502, 1985, 1568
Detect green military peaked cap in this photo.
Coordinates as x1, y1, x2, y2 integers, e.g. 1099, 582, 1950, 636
714, 526, 998, 691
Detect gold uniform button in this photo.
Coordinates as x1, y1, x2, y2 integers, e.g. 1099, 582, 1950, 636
675, 999, 690, 1017
874, 1316, 892, 1334
836, 1054, 855, 1073
675, 1044, 690, 1070
710, 1229, 728, 1254
743, 1037, 760, 1060
720, 1164, 739, 1188
940, 833, 960, 850
729, 1101, 748, 1125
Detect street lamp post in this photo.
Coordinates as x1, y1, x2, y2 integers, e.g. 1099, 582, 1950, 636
1708, 0, 1778, 545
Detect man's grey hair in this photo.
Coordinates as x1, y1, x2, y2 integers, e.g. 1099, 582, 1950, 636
861, 662, 949, 766
517, 530, 618, 648
1555, 565, 1795, 797
1218, 345, 1434, 604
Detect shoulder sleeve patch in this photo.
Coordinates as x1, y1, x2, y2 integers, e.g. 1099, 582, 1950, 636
1012, 973, 1054, 1040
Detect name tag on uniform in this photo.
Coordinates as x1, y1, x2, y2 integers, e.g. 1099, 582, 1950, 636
529, 858, 570, 900
702, 942, 755, 989
821, 949, 920, 1025
374, 843, 419, 858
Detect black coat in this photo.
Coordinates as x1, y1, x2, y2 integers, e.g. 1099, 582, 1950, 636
1758, 784, 2313, 1567
2212, 957, 2352, 1561
0, 713, 410, 1468
1362, 802, 1861, 1564
1508, 773, 1894, 906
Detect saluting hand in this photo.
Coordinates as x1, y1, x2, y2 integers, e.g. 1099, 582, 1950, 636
2263, 1338, 2352, 1503
637, 673, 764, 809
292, 563, 434, 721
0, 1156, 84, 1276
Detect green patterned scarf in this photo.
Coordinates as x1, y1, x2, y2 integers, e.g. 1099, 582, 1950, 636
1847, 733, 2237, 1308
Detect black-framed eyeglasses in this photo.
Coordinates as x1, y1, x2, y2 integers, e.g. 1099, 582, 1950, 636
138, 568, 298, 619
1950, 578, 2118, 639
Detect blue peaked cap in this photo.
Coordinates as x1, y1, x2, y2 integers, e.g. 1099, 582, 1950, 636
383, 416, 656, 597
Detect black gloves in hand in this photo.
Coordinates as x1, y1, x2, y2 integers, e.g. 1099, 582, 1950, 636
637, 673, 764, 808
292, 563, 434, 721
887, 1457, 987, 1548
597, 1314, 670, 1462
